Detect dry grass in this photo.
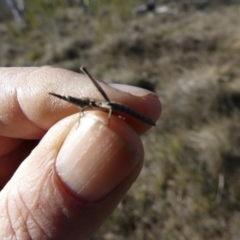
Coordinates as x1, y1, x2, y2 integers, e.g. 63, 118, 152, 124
2, 1, 240, 239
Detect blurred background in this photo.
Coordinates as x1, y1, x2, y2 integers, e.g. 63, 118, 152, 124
1, 0, 240, 239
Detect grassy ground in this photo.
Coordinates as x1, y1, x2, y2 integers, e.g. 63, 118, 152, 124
1, 1, 240, 239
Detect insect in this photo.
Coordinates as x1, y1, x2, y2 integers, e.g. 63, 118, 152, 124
49, 66, 155, 126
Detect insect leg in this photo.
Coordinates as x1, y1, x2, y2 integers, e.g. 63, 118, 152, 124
107, 107, 112, 125
80, 66, 110, 102
77, 105, 92, 127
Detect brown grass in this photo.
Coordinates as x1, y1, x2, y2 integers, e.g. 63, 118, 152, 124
2, 1, 240, 239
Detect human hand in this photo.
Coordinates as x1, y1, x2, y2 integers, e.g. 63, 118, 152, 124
0, 66, 161, 239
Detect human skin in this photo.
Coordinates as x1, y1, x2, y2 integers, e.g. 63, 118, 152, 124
0, 66, 161, 239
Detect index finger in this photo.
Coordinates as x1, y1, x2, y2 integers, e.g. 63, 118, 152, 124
0, 66, 161, 139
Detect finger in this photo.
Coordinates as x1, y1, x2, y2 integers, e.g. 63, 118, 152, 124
0, 113, 144, 239
0, 67, 161, 139
0, 137, 38, 188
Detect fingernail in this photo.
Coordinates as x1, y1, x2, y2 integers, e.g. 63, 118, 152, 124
110, 83, 157, 97
55, 117, 140, 202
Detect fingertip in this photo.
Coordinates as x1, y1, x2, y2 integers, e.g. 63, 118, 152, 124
56, 114, 144, 202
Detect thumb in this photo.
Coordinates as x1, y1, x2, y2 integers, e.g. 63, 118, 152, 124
0, 113, 143, 240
